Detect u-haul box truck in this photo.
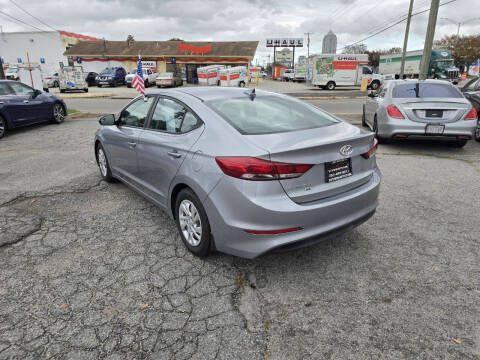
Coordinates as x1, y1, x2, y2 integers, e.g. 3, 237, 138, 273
219, 66, 248, 87
310, 54, 381, 90
197, 65, 225, 86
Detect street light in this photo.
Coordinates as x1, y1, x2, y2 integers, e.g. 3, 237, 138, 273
441, 17, 480, 36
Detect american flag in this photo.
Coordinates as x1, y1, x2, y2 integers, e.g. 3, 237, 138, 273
132, 55, 145, 96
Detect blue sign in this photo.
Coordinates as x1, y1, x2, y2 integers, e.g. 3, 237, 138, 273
40, 57, 45, 64
17, 57, 22, 64
171, 57, 176, 64
76, 57, 82, 64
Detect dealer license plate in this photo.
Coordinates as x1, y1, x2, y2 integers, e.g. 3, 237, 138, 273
425, 124, 445, 135
325, 158, 352, 183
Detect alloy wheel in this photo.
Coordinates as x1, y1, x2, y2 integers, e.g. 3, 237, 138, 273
53, 104, 65, 123
0, 118, 5, 137
178, 199, 203, 247
97, 148, 108, 177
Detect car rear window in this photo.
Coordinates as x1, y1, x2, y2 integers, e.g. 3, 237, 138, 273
392, 83, 462, 98
206, 95, 339, 135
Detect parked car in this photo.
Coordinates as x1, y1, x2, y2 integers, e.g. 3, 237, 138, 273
43, 72, 59, 88
362, 79, 477, 147
0, 80, 66, 139
94, 88, 381, 258
96, 67, 127, 87
85, 72, 98, 87
59, 66, 88, 93
460, 76, 480, 141
155, 72, 183, 88
5, 67, 20, 81
125, 68, 158, 88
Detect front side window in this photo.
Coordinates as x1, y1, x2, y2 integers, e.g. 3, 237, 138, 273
392, 83, 462, 98
148, 98, 188, 133
206, 95, 338, 135
9, 82, 34, 96
118, 97, 154, 127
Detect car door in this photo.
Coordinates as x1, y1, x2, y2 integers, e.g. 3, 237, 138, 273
136, 96, 204, 207
7, 82, 50, 125
462, 78, 480, 111
106, 96, 155, 183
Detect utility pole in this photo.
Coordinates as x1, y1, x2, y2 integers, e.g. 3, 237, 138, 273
420, 0, 440, 80
400, 0, 414, 79
304, 32, 312, 85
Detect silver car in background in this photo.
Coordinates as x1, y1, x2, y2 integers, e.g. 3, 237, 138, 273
95, 88, 381, 258
362, 79, 477, 147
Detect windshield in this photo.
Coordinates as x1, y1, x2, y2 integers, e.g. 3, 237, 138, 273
100, 68, 115, 75
392, 83, 462, 98
435, 59, 455, 70
206, 95, 339, 135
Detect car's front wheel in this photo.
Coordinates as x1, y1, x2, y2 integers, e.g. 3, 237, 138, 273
96, 144, 114, 182
0, 116, 7, 139
52, 103, 65, 123
475, 122, 480, 142
175, 188, 212, 257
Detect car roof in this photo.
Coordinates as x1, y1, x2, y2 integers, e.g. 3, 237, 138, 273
168, 87, 274, 101
386, 79, 454, 86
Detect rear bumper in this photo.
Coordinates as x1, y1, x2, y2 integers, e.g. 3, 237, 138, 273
378, 117, 476, 139
203, 167, 381, 258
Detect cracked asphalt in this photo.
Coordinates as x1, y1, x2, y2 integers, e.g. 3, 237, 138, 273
0, 108, 479, 359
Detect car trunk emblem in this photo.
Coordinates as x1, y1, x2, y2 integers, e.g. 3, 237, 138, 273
339, 144, 353, 157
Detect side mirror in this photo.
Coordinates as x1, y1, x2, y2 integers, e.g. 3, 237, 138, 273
99, 114, 116, 126
33, 89, 42, 98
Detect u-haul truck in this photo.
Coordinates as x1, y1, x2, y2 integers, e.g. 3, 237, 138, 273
219, 66, 248, 87
310, 54, 381, 90
197, 65, 225, 86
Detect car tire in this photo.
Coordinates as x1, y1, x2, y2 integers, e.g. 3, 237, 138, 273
174, 188, 212, 258
144, 80, 149, 88
60, 89, 65, 93
239, 81, 246, 88
475, 122, 480, 142
374, 115, 389, 143
326, 81, 336, 90
362, 105, 367, 127
0, 116, 7, 139
370, 81, 380, 90
84, 88, 88, 93
52, 103, 66, 124
95, 144, 114, 182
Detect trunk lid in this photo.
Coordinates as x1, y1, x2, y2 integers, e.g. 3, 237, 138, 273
396, 99, 469, 123
245, 122, 376, 204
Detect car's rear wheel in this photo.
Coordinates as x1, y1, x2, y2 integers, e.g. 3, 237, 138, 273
326, 81, 336, 90
175, 188, 211, 257
239, 81, 246, 87
0, 116, 7, 139
52, 103, 65, 123
144, 80, 149, 88
96, 144, 114, 182
370, 81, 380, 90
53, 81, 59, 88
374, 115, 389, 143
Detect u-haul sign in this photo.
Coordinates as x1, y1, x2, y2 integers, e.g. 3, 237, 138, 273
141, 61, 156, 71
266, 38, 303, 48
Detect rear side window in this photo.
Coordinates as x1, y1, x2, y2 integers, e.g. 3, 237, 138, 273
206, 95, 338, 135
0, 83, 13, 95
392, 83, 462, 98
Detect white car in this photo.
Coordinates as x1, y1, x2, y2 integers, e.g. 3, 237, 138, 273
125, 68, 158, 88
5, 67, 20, 81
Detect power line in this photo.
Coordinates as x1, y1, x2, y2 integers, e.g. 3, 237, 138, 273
337, 0, 458, 52
8, 0, 57, 31
0, 10, 47, 32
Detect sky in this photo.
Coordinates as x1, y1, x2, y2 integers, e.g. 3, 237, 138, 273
0, 0, 479, 65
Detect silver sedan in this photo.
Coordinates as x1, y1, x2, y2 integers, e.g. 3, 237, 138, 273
362, 79, 477, 147
95, 88, 381, 258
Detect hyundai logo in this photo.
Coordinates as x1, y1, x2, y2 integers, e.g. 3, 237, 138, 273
339, 144, 353, 157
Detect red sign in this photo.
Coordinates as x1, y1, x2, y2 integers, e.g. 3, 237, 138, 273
333, 60, 358, 70
178, 42, 212, 55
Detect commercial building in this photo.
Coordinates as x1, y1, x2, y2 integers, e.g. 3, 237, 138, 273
64, 38, 258, 84
0, 30, 99, 75
322, 30, 337, 54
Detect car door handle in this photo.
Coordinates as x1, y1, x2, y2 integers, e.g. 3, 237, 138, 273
167, 151, 182, 159
128, 141, 137, 148
23, 100, 30, 103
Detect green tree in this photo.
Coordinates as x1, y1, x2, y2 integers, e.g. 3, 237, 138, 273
434, 35, 480, 71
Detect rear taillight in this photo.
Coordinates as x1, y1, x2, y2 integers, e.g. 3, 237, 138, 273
386, 105, 404, 119
215, 157, 313, 181
464, 107, 478, 120
362, 138, 378, 159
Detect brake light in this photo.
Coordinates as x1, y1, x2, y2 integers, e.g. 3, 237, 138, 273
464, 107, 478, 120
215, 157, 313, 181
386, 105, 404, 119
362, 138, 378, 159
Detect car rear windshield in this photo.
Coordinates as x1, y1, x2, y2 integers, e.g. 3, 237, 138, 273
206, 95, 339, 135
392, 83, 462, 98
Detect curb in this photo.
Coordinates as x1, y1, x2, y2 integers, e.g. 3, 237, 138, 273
57, 93, 114, 99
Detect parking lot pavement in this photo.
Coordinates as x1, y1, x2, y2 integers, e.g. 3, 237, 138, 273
0, 113, 479, 359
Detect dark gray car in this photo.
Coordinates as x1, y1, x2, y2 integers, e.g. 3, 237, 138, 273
95, 88, 381, 258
